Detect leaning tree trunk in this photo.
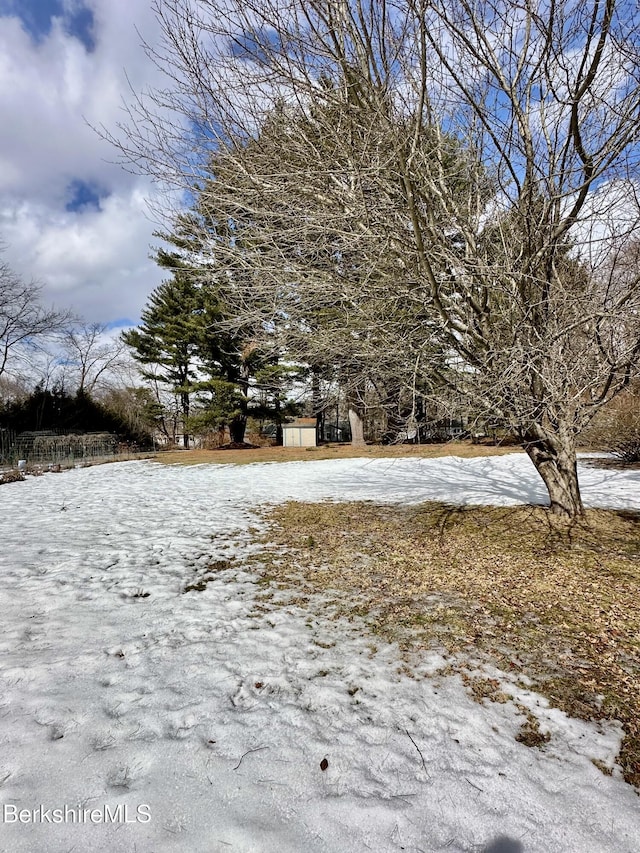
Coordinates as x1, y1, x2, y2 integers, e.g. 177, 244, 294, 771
348, 405, 366, 447
522, 429, 584, 518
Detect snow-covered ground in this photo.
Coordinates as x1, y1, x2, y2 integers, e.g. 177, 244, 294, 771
0, 453, 639, 853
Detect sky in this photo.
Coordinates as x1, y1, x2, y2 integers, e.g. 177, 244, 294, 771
0, 0, 167, 329
1, 1, 636, 339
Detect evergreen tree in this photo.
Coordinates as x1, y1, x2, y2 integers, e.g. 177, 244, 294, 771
0, 385, 151, 443
122, 252, 207, 449
154, 209, 293, 446
124, 247, 269, 446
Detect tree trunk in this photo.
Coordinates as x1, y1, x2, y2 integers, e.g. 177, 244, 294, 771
348, 406, 366, 446
181, 391, 190, 449
274, 393, 283, 445
229, 359, 250, 445
522, 432, 584, 518
312, 367, 324, 443
229, 416, 247, 444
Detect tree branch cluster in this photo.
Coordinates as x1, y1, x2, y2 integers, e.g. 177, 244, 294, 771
109, 0, 640, 515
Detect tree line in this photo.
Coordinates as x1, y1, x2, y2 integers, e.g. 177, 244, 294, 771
102, 0, 640, 518
0, 245, 301, 448
0, 250, 160, 445
4, 0, 640, 517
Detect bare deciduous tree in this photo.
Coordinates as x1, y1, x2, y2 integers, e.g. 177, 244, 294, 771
108, 0, 640, 517
0, 254, 72, 383
60, 322, 129, 395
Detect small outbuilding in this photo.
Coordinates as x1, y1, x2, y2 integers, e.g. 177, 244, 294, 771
282, 418, 317, 447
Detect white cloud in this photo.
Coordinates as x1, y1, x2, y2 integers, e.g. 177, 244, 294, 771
0, 0, 169, 323
1, 185, 166, 322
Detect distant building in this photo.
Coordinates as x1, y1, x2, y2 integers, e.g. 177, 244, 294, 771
282, 418, 317, 447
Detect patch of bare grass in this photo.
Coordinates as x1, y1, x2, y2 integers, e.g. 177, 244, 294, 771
252, 500, 640, 788
155, 441, 520, 467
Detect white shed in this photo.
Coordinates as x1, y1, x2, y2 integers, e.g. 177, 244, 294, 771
282, 418, 317, 447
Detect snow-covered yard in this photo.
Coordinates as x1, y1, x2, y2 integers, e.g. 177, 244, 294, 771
0, 453, 639, 852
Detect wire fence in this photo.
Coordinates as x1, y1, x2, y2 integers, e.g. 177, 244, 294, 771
0, 428, 17, 466
0, 429, 151, 470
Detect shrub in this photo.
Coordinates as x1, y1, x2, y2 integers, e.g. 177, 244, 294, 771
0, 468, 25, 485
582, 385, 640, 464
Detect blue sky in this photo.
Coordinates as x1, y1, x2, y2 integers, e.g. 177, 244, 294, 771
65, 178, 107, 212
0, 0, 96, 51
0, 0, 165, 327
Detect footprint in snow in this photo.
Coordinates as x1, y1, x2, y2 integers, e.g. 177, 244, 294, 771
166, 712, 199, 739
106, 760, 147, 790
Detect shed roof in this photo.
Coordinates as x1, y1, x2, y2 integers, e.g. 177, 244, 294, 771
283, 418, 317, 428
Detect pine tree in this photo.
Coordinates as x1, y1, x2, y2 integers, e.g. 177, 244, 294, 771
124, 247, 267, 447
122, 254, 205, 449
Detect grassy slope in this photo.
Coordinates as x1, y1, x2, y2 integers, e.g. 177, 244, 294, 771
253, 501, 640, 788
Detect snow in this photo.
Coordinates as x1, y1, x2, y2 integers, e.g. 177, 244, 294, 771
0, 452, 638, 853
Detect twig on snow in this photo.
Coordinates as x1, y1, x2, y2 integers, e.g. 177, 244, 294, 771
405, 729, 430, 778
233, 745, 269, 771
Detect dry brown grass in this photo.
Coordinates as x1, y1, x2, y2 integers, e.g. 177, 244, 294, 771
155, 440, 520, 467
0, 468, 25, 485
252, 500, 640, 788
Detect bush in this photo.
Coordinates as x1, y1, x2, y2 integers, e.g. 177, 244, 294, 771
582, 386, 640, 464
611, 435, 640, 465
0, 468, 25, 485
